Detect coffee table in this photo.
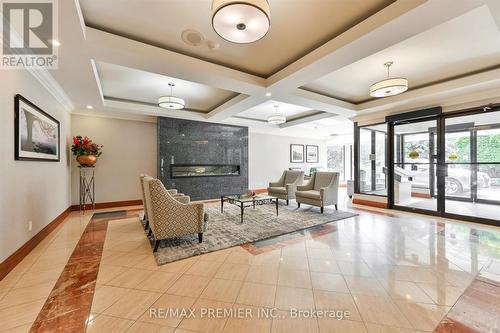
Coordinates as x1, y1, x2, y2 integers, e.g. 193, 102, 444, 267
221, 194, 279, 223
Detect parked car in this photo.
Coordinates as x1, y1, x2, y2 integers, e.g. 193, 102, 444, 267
402, 160, 490, 195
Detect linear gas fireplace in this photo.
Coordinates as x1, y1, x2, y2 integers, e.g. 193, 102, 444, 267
170, 164, 241, 178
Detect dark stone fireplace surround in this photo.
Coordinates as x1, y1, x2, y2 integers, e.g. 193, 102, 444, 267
158, 117, 249, 201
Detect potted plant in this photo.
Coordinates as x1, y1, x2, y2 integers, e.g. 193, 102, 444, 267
72, 136, 103, 167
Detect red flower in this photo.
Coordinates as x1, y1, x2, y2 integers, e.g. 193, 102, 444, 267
83, 137, 90, 145
73, 137, 79, 145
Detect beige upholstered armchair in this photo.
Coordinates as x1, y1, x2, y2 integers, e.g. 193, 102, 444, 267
267, 170, 304, 205
139, 174, 190, 233
143, 177, 206, 252
295, 171, 339, 213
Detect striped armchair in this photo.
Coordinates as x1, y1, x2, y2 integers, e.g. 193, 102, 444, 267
143, 177, 206, 252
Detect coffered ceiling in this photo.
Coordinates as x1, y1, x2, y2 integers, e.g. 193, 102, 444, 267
31, 0, 500, 139
80, 0, 395, 77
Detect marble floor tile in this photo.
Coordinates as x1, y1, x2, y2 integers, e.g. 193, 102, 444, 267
139, 293, 196, 327
394, 300, 450, 331
223, 305, 272, 333
313, 290, 362, 321
167, 274, 211, 298
274, 286, 315, 309
177, 298, 232, 333
245, 265, 279, 285
310, 272, 349, 293
277, 268, 311, 288
236, 282, 276, 308
214, 262, 250, 281
86, 314, 134, 333
353, 295, 412, 329
200, 278, 243, 303
317, 318, 368, 333
102, 289, 162, 320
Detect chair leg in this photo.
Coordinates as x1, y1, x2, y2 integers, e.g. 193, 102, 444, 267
144, 220, 149, 231
286, 199, 289, 206
321, 207, 324, 214
153, 240, 160, 252
148, 228, 152, 237
335, 204, 338, 210
298, 202, 301, 208
198, 233, 203, 243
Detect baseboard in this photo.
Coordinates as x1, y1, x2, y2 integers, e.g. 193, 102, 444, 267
0, 206, 72, 281
352, 198, 388, 209
411, 192, 432, 198
70, 199, 143, 211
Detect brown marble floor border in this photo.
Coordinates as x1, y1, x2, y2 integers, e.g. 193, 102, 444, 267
29, 210, 140, 333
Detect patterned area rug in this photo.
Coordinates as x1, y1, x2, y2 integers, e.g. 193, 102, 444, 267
152, 203, 357, 265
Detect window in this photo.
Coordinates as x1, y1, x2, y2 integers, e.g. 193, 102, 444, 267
327, 145, 352, 181
356, 123, 387, 196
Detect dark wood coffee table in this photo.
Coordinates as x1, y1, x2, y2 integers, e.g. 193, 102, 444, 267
221, 194, 279, 223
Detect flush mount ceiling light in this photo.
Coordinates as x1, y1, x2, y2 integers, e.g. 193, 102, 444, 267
158, 83, 185, 110
267, 104, 286, 125
211, 0, 270, 44
369, 61, 408, 98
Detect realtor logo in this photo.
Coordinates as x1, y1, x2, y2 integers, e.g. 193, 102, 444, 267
1, 0, 58, 68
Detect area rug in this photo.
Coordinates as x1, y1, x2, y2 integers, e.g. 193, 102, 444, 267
151, 203, 357, 265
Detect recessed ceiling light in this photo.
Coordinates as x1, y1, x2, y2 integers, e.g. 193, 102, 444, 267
49, 39, 61, 46
369, 61, 408, 98
86, 105, 93, 109
158, 83, 185, 110
181, 29, 204, 46
265, 92, 272, 97
211, 0, 270, 44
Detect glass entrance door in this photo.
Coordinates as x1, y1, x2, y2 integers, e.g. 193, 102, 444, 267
392, 119, 440, 213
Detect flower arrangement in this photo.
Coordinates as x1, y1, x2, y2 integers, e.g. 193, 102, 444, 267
71, 136, 103, 157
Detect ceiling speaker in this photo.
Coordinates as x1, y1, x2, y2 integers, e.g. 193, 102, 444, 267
181, 29, 204, 46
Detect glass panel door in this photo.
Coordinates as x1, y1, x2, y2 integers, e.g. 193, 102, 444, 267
393, 119, 439, 213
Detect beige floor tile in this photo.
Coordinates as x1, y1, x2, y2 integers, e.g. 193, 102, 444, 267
223, 305, 272, 333
353, 295, 412, 329
133, 254, 162, 271
379, 280, 434, 304
236, 282, 276, 307
307, 248, 335, 260
96, 264, 129, 285
139, 293, 197, 327
271, 310, 318, 333
126, 321, 175, 333
310, 272, 349, 293
364, 323, 416, 333
91, 285, 130, 313
0, 323, 33, 333
317, 318, 368, 333
13, 266, 63, 289
279, 256, 309, 271
198, 248, 232, 263
416, 282, 463, 306
245, 265, 279, 285
185, 260, 223, 278
158, 257, 198, 274
101, 252, 150, 267
0, 299, 45, 331
200, 279, 243, 303
277, 268, 311, 288
215, 263, 250, 281
86, 314, 134, 333
136, 271, 179, 293
394, 300, 449, 331
0, 281, 54, 309
313, 290, 362, 321
344, 276, 388, 297
103, 289, 161, 320
106, 268, 153, 289
225, 251, 254, 265
167, 275, 211, 298
251, 251, 282, 267
178, 298, 232, 333
281, 244, 307, 258
275, 286, 314, 309
337, 261, 374, 277
308, 258, 340, 274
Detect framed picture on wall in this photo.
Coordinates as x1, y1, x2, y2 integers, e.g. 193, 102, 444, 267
290, 144, 304, 163
306, 145, 319, 163
14, 94, 60, 161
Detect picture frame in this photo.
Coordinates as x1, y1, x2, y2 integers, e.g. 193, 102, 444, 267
306, 145, 319, 163
15, 94, 60, 161
290, 144, 304, 163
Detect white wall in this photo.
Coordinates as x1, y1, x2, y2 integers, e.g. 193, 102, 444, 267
249, 132, 328, 189
0, 70, 71, 262
70, 115, 157, 204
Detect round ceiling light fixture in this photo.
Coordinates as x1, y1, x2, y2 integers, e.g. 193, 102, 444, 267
211, 0, 270, 44
158, 83, 185, 110
267, 104, 286, 125
369, 61, 408, 98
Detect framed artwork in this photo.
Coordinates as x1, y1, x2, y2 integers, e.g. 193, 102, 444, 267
290, 144, 304, 163
15, 94, 60, 161
306, 145, 319, 163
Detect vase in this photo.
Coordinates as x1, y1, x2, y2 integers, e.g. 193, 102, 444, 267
76, 155, 97, 167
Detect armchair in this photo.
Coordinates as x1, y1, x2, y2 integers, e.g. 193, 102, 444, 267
295, 171, 339, 213
143, 177, 206, 252
267, 170, 304, 205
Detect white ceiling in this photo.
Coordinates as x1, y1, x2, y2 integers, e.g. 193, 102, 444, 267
302, 6, 500, 103
96, 62, 237, 112
80, 0, 394, 77
237, 100, 315, 121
